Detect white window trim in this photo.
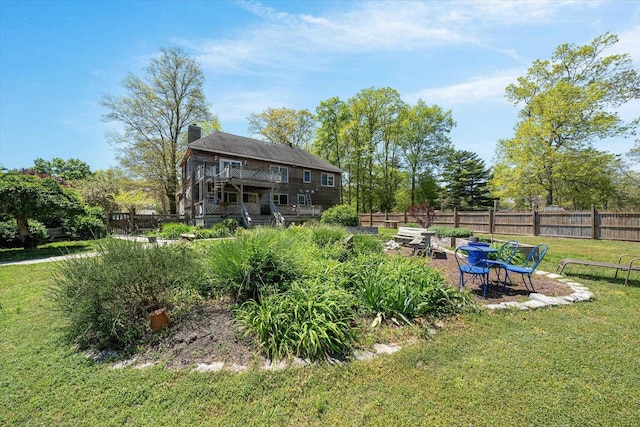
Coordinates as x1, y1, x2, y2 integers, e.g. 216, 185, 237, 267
303, 169, 312, 183
321, 172, 335, 187
273, 193, 288, 205
270, 165, 289, 183
297, 194, 306, 205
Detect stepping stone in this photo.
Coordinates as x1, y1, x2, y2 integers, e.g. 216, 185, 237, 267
502, 301, 529, 310
353, 349, 376, 361
374, 343, 401, 354
192, 362, 224, 372
522, 299, 548, 309
262, 360, 287, 371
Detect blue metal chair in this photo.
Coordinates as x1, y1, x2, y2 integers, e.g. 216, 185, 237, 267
504, 244, 549, 292
485, 240, 519, 289
455, 247, 491, 298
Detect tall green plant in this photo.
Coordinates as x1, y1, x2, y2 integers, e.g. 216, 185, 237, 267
236, 280, 356, 361
205, 228, 303, 302
52, 238, 205, 350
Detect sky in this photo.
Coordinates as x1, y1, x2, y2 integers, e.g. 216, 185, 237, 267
1, 0, 639, 173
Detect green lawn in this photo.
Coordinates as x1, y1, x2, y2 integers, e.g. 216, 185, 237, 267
1, 238, 639, 426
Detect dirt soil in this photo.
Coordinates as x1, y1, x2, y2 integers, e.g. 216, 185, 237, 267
130, 247, 573, 369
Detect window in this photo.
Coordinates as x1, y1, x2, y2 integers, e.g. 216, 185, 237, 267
221, 159, 242, 169
297, 194, 306, 205
243, 193, 258, 204
321, 172, 335, 187
270, 165, 289, 182
303, 170, 311, 183
220, 159, 242, 177
273, 193, 288, 205
220, 192, 238, 203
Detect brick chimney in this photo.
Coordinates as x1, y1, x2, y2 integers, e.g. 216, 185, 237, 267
187, 124, 201, 144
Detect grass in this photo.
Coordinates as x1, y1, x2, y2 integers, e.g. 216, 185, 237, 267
1, 237, 640, 425
0, 240, 98, 263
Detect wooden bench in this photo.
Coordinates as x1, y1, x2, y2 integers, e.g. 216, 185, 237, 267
556, 254, 640, 286
393, 227, 435, 256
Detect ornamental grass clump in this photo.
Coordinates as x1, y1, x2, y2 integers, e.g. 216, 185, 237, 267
51, 238, 205, 350
350, 254, 471, 323
205, 227, 304, 303
235, 279, 356, 361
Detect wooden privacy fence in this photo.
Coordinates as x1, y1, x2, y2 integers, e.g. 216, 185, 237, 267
108, 213, 183, 235
359, 208, 640, 242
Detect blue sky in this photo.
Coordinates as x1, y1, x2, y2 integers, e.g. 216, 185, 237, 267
1, 0, 639, 172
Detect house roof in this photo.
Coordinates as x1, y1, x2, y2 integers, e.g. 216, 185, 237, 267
180, 130, 342, 173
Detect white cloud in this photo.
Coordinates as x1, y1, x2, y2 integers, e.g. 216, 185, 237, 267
186, 0, 586, 73
614, 25, 640, 63
405, 69, 523, 106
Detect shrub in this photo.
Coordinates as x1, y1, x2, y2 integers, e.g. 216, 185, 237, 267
320, 204, 359, 226
428, 226, 474, 238
402, 222, 420, 228
311, 224, 348, 247
160, 222, 194, 239
205, 228, 303, 302
72, 207, 107, 240
353, 234, 383, 255
235, 280, 356, 361
52, 238, 206, 350
351, 254, 471, 322
195, 226, 232, 239
0, 219, 48, 248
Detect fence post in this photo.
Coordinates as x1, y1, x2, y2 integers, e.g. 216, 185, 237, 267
532, 207, 538, 236
591, 205, 598, 239
488, 207, 494, 235
369, 211, 373, 228
453, 208, 459, 228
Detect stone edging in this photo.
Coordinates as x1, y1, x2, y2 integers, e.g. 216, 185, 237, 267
485, 270, 593, 311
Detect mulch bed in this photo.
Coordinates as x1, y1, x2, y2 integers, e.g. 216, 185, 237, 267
390, 246, 573, 305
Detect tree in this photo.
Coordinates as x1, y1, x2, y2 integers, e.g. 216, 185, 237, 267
492, 33, 640, 207
247, 107, 316, 149
345, 87, 405, 213
198, 116, 222, 136
400, 100, 455, 206
0, 171, 83, 249
441, 150, 494, 210
33, 157, 93, 181
102, 47, 211, 214
313, 97, 351, 204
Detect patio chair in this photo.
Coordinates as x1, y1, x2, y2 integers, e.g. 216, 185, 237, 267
503, 243, 549, 292
455, 246, 491, 299
485, 240, 519, 287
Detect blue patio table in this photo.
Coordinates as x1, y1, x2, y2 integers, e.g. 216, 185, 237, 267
456, 244, 498, 298
457, 244, 497, 266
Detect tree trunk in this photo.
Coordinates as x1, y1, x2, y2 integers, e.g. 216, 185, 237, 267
16, 214, 36, 249
166, 178, 177, 215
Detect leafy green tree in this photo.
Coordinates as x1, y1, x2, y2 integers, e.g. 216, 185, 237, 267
33, 157, 92, 181
0, 171, 83, 249
247, 107, 316, 149
345, 87, 405, 213
102, 47, 211, 214
441, 150, 493, 210
493, 33, 640, 207
400, 100, 455, 206
314, 97, 351, 203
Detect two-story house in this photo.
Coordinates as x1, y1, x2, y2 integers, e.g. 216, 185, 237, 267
178, 125, 342, 227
